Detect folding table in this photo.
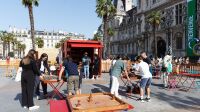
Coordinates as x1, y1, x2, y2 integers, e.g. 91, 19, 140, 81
176, 72, 200, 91
43, 80, 65, 100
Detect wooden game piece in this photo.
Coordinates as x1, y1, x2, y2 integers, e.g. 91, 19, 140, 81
76, 100, 81, 107
88, 93, 93, 102
111, 95, 115, 100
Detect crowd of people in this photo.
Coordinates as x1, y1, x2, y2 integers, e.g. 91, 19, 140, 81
18, 48, 198, 110
18, 50, 101, 111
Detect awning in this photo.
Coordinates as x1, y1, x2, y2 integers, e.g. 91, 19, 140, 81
70, 43, 103, 48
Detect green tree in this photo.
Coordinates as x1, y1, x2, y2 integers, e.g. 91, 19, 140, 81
93, 33, 102, 41
0, 33, 15, 56
147, 11, 161, 56
0, 32, 6, 57
21, 44, 26, 57
55, 43, 61, 48
11, 38, 18, 51
96, 0, 116, 57
55, 38, 67, 48
35, 37, 44, 48
22, 0, 39, 50
16, 41, 22, 58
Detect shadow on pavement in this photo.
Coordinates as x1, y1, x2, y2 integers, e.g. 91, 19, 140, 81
92, 84, 128, 97
151, 92, 200, 111
14, 93, 22, 106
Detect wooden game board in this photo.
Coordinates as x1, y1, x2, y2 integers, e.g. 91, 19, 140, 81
66, 93, 134, 112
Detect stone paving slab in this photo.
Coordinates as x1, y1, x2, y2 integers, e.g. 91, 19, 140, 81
0, 73, 200, 112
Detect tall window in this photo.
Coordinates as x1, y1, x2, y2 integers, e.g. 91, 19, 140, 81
138, 23, 141, 34
175, 32, 183, 49
175, 3, 183, 25
138, 0, 141, 9
146, 0, 149, 7
152, 0, 156, 4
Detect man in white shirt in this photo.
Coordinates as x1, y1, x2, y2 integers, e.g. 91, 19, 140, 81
135, 56, 152, 102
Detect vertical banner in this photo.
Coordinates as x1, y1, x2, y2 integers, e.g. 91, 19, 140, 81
186, 0, 197, 56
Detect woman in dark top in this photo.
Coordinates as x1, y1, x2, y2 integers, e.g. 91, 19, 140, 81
35, 53, 51, 99
92, 54, 100, 79
20, 49, 43, 111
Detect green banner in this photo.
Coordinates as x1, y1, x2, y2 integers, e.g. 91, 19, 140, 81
186, 0, 197, 56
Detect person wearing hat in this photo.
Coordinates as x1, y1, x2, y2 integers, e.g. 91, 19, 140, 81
82, 52, 91, 79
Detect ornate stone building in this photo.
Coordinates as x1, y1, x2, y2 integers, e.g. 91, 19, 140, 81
109, 0, 199, 57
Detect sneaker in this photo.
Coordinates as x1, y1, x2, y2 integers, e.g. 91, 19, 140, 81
145, 97, 151, 102
137, 98, 145, 103
36, 96, 40, 100
23, 106, 27, 109
91, 77, 95, 80
29, 105, 39, 111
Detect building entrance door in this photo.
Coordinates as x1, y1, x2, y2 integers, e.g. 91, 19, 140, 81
157, 39, 166, 58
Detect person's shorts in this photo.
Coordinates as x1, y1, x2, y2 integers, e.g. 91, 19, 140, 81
67, 75, 79, 92
140, 78, 152, 89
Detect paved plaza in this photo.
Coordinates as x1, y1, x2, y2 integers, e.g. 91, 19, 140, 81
0, 73, 200, 112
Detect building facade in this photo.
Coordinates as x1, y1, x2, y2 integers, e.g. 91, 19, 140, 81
109, 0, 200, 57
7, 26, 85, 55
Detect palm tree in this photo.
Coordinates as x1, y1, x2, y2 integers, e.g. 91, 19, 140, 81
11, 38, 18, 51
16, 41, 22, 58
147, 11, 161, 56
55, 38, 67, 48
35, 37, 44, 48
55, 43, 61, 48
21, 44, 26, 57
0, 32, 6, 57
96, 0, 116, 57
93, 33, 102, 41
22, 0, 39, 50
1, 33, 14, 56
7, 33, 14, 54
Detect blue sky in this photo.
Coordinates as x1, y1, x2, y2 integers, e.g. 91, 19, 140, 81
0, 0, 102, 38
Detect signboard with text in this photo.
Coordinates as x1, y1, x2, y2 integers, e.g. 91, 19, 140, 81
186, 0, 197, 56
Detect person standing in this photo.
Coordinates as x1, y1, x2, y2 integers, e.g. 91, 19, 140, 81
135, 56, 152, 102
162, 52, 172, 88
35, 53, 51, 99
110, 56, 130, 99
109, 56, 116, 89
92, 54, 100, 79
59, 57, 79, 95
20, 49, 43, 110
140, 51, 153, 74
82, 52, 91, 79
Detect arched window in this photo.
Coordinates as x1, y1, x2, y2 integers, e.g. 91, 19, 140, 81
175, 32, 183, 49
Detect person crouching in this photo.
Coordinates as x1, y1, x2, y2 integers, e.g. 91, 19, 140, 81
135, 56, 152, 102
110, 56, 130, 99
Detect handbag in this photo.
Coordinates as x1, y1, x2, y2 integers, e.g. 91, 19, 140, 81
15, 67, 22, 82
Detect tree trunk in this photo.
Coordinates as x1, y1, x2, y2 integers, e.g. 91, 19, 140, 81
19, 49, 21, 58
3, 42, 5, 57
8, 42, 10, 53
103, 16, 108, 58
28, 5, 36, 50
